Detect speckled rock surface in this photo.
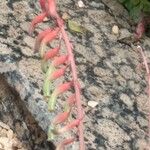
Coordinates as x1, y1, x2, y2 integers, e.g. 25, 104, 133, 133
0, 0, 150, 149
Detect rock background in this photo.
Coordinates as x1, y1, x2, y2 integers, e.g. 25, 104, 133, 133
0, 0, 150, 149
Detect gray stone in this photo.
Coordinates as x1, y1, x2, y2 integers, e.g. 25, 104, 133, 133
89, 1, 105, 9
137, 116, 148, 128
119, 28, 132, 40
119, 65, 134, 79
120, 93, 133, 110
97, 119, 130, 148
0, 0, 149, 149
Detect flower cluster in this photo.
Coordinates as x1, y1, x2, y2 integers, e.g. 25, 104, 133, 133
29, 0, 85, 149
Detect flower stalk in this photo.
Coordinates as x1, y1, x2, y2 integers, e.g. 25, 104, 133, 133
137, 45, 150, 145
29, 0, 85, 149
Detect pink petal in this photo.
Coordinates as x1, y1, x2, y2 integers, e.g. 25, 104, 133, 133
42, 27, 60, 45
34, 28, 52, 52
53, 111, 70, 125
135, 19, 146, 40
39, 0, 46, 12
66, 94, 76, 107
52, 55, 68, 67
29, 12, 47, 35
44, 46, 60, 60
49, 67, 66, 80
47, 0, 58, 18
56, 81, 73, 95
58, 118, 81, 133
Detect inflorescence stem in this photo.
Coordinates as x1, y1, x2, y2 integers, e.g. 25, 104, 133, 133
137, 45, 150, 145
60, 24, 85, 150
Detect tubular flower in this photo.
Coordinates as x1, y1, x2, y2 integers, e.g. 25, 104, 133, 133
29, 0, 85, 149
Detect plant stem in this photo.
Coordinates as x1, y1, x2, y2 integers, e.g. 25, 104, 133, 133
137, 45, 150, 145
59, 24, 85, 150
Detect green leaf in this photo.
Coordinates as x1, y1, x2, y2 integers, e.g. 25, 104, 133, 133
43, 65, 55, 98
48, 92, 57, 111
118, 0, 150, 22
132, 0, 140, 6
118, 0, 126, 3
124, 0, 133, 10
43, 78, 52, 98
68, 20, 87, 34
47, 126, 55, 140
129, 4, 141, 22
142, 0, 150, 13
41, 59, 48, 73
